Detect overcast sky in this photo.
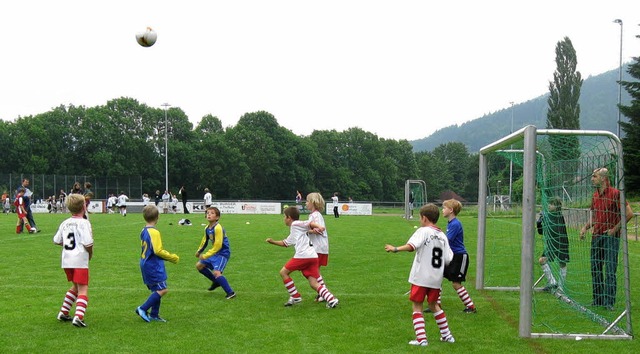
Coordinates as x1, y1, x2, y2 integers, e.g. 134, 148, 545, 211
2, 1, 640, 141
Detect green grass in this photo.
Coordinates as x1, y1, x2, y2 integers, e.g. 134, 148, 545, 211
0, 211, 637, 353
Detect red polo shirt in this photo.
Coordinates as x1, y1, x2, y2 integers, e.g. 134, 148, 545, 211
591, 186, 625, 237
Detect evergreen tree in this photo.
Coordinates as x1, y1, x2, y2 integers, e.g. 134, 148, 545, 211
619, 39, 640, 195
547, 36, 582, 182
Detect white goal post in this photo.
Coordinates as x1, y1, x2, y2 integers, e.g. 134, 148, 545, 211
476, 125, 632, 339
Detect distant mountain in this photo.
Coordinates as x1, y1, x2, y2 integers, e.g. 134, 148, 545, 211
410, 66, 632, 152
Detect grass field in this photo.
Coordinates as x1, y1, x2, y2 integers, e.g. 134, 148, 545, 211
0, 210, 637, 353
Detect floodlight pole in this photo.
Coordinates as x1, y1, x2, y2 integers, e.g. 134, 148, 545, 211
162, 103, 171, 192
613, 19, 623, 138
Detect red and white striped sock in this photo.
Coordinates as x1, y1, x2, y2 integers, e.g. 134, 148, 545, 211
74, 295, 88, 320
317, 275, 326, 287
284, 278, 300, 299
60, 290, 78, 315
317, 285, 336, 302
434, 310, 452, 340
457, 286, 475, 309
412, 312, 428, 343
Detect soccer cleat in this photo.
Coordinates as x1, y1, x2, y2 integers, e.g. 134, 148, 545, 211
408, 340, 428, 346
72, 316, 87, 327
225, 292, 236, 300
463, 307, 477, 313
314, 294, 325, 303
440, 335, 455, 343
284, 297, 302, 307
208, 282, 220, 291
326, 298, 339, 309
57, 312, 72, 322
135, 306, 150, 322
150, 316, 167, 322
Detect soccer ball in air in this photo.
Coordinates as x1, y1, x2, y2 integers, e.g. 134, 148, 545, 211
136, 27, 157, 47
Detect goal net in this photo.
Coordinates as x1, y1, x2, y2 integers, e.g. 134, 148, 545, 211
477, 126, 632, 339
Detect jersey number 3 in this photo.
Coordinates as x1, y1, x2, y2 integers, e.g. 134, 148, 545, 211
64, 232, 76, 250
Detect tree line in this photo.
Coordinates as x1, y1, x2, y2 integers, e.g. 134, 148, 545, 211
0, 98, 484, 202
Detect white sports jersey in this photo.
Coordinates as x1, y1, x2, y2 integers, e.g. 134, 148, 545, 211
204, 192, 212, 206
283, 220, 318, 259
407, 225, 453, 288
307, 210, 329, 254
117, 194, 128, 206
53, 216, 94, 269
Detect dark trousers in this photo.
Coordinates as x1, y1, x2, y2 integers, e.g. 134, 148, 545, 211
590, 235, 620, 306
333, 206, 339, 218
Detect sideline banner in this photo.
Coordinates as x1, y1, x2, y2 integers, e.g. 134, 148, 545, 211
326, 203, 372, 216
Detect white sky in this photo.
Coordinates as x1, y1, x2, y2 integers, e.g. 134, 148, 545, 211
2, 1, 640, 141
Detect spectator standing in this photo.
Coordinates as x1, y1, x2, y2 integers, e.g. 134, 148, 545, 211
179, 186, 189, 214
579, 167, 633, 309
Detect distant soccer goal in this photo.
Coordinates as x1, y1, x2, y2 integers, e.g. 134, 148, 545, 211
476, 125, 632, 339
404, 180, 426, 219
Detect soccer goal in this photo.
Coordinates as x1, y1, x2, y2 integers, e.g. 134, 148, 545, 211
404, 180, 426, 219
476, 125, 632, 339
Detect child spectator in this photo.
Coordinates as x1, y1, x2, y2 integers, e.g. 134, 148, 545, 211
53, 194, 93, 327
195, 207, 236, 299
266, 206, 339, 308
384, 203, 455, 346
136, 205, 179, 322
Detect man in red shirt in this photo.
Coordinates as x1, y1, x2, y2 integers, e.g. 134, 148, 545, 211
580, 167, 633, 309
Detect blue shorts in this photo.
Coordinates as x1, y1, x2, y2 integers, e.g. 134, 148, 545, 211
199, 255, 229, 272
146, 280, 168, 292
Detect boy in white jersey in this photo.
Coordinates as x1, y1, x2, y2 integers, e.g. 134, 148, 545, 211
305, 192, 332, 303
385, 203, 455, 346
53, 193, 94, 327
266, 206, 339, 308
117, 191, 129, 217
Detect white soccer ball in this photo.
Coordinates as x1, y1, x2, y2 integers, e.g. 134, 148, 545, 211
136, 27, 157, 47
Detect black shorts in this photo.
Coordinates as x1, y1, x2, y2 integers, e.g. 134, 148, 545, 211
445, 253, 470, 282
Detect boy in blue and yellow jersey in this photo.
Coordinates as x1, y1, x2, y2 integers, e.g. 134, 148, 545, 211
196, 207, 236, 299
135, 205, 179, 322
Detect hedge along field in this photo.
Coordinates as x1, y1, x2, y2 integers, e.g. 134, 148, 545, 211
0, 211, 638, 353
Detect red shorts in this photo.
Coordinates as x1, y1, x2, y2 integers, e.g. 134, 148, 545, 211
317, 253, 328, 267
409, 284, 441, 304
284, 258, 320, 279
17, 211, 27, 219
64, 268, 90, 285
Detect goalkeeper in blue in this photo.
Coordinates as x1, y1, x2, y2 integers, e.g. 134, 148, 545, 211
136, 205, 179, 322
195, 207, 236, 299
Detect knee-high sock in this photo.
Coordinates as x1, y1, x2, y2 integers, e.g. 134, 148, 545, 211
456, 286, 475, 309
141, 291, 162, 313
74, 295, 88, 320
412, 312, 427, 343
542, 263, 556, 285
215, 275, 233, 294
199, 268, 217, 282
60, 290, 78, 315
284, 277, 300, 298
